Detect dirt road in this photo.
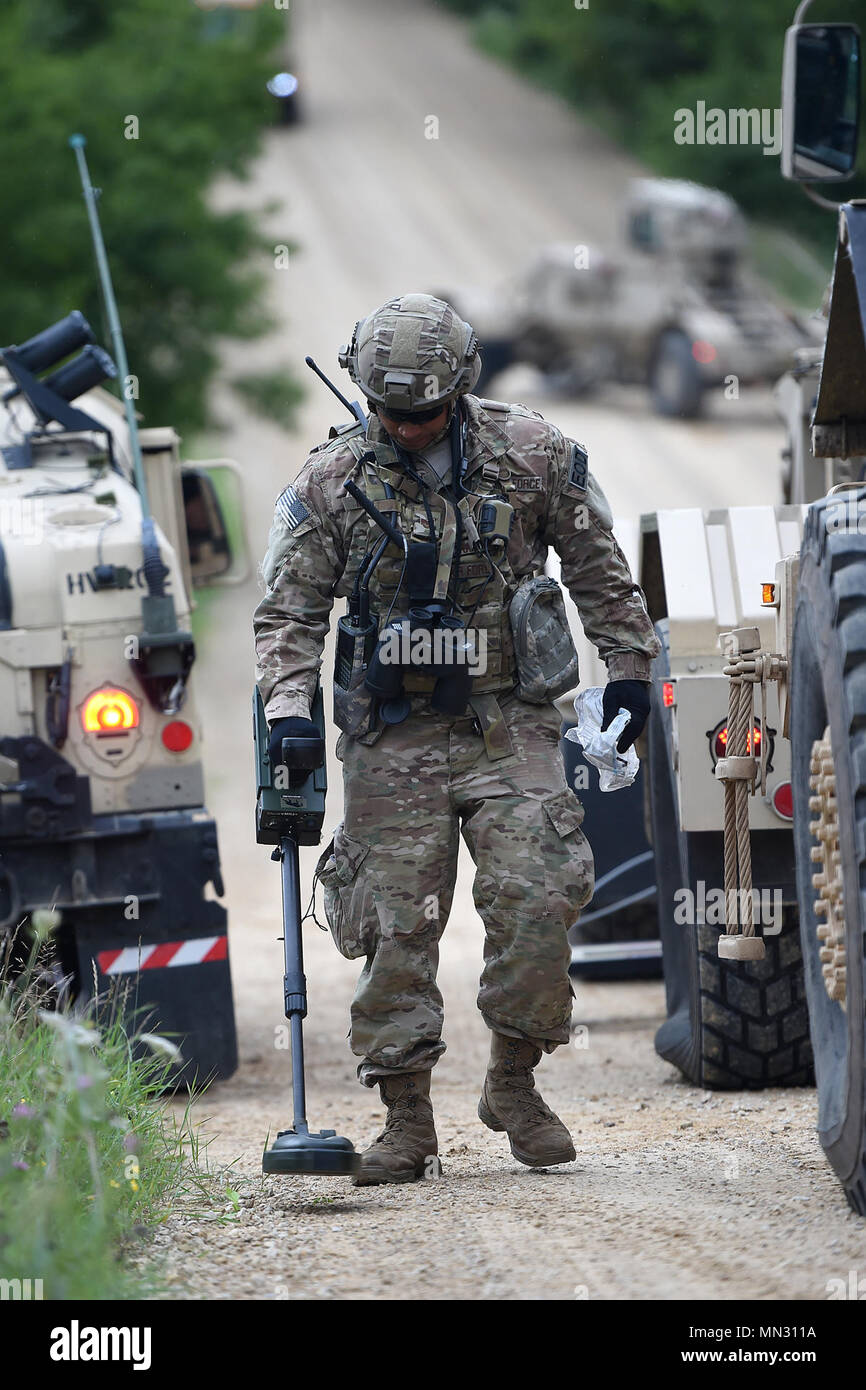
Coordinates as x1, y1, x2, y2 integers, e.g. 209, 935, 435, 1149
155, 0, 865, 1299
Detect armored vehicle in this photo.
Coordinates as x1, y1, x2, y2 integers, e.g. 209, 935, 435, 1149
445, 178, 822, 417
0, 146, 247, 1087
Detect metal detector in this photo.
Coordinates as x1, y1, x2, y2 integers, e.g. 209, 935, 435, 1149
253, 685, 360, 1176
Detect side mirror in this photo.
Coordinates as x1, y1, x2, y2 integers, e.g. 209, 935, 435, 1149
180, 458, 251, 587
782, 22, 861, 181
182, 467, 231, 583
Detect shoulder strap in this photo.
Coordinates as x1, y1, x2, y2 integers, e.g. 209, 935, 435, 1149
342, 433, 394, 505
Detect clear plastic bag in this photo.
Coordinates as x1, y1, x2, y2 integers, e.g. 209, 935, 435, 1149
564, 686, 639, 792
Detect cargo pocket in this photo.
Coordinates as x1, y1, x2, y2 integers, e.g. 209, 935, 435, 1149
541, 788, 595, 916
313, 822, 379, 959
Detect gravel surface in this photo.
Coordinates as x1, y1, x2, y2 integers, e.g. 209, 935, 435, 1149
154, 939, 864, 1301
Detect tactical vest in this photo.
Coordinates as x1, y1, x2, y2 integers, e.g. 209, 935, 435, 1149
338, 425, 525, 700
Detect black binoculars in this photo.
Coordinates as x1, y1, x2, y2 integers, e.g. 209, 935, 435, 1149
364, 605, 474, 717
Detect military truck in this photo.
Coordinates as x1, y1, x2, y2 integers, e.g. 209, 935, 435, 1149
775, 341, 866, 503
443, 178, 822, 418
563, 8, 866, 1212
0, 300, 245, 1083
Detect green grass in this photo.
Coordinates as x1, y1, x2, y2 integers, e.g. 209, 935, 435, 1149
0, 918, 234, 1300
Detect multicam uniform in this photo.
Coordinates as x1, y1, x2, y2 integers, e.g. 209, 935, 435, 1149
254, 391, 660, 1085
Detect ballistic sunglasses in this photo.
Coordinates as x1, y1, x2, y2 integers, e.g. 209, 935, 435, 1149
377, 403, 449, 424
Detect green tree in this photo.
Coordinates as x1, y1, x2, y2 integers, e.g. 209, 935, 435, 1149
444, 0, 864, 263
0, 0, 299, 436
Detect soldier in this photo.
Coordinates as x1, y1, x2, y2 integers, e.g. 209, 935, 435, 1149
254, 294, 659, 1185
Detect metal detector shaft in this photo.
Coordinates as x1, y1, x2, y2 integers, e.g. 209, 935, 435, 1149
279, 834, 309, 1134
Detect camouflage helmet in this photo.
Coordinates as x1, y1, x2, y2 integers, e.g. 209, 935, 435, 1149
338, 293, 482, 413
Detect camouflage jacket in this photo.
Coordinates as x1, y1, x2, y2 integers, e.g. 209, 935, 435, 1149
254, 395, 660, 727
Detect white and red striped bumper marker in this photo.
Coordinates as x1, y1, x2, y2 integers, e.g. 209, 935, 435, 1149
97, 936, 228, 975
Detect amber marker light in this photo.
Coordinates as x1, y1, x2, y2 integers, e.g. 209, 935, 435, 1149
82, 688, 139, 734
713, 723, 761, 759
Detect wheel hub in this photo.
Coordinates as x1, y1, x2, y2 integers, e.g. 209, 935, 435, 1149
809, 726, 847, 1006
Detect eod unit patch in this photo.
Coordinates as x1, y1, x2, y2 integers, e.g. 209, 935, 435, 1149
569, 442, 588, 492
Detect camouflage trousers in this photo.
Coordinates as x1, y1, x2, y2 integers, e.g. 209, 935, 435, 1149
314, 689, 594, 1087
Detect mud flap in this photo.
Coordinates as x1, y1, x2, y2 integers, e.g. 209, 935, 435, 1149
60, 810, 237, 1086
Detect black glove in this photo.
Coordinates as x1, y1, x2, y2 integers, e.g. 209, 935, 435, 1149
267, 716, 323, 771
601, 680, 651, 753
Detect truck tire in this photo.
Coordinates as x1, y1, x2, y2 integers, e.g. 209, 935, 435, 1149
649, 330, 704, 419
791, 497, 866, 1212
650, 620, 813, 1089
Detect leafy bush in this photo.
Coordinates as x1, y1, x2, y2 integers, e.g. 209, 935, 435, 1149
0, 0, 301, 436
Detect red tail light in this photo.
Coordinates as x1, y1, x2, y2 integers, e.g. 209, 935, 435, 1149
161, 720, 193, 753
771, 781, 793, 820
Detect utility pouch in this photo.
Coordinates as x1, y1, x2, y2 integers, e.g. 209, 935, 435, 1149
406, 540, 438, 605
335, 614, 378, 691
508, 574, 580, 704
334, 614, 379, 738
477, 497, 514, 550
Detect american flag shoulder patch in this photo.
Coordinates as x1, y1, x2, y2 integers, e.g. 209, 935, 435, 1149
276, 484, 310, 530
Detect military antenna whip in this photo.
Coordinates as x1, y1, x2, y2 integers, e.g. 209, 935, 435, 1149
69, 134, 152, 518
305, 355, 367, 428
70, 134, 191, 714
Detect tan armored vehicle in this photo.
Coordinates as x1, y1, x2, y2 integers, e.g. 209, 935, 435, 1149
0, 300, 245, 1082
445, 178, 821, 417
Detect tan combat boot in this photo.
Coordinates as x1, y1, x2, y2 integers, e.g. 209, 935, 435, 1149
353, 1071, 439, 1186
478, 1032, 576, 1167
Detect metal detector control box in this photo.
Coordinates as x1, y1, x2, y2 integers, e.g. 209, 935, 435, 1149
253, 685, 327, 846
